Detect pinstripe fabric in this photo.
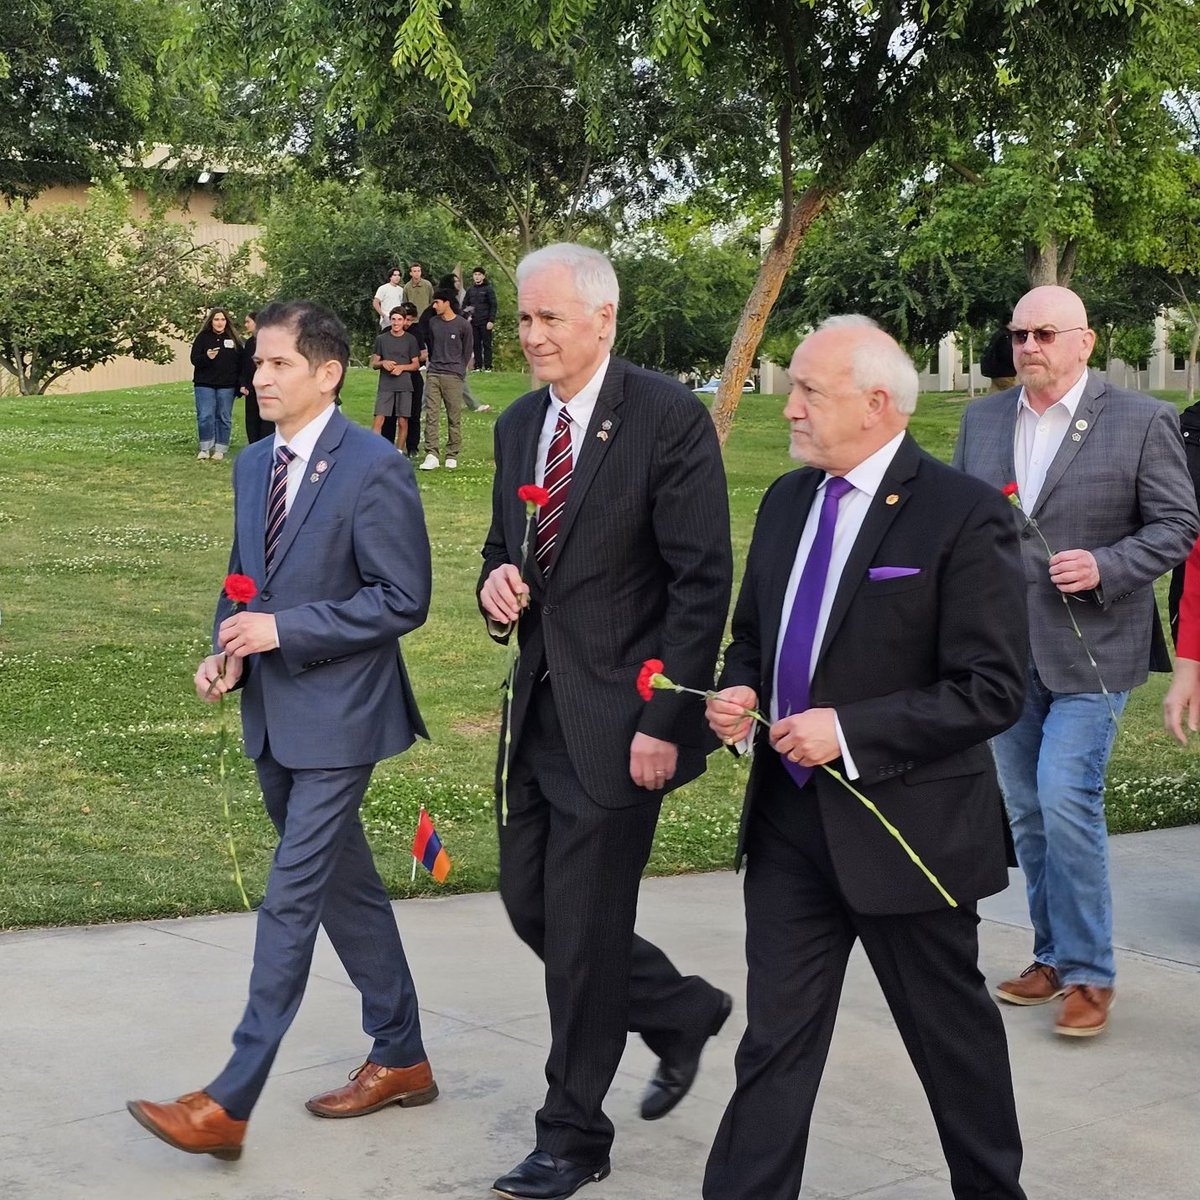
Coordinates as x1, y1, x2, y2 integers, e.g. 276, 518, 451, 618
264, 445, 295, 572
535, 408, 572, 571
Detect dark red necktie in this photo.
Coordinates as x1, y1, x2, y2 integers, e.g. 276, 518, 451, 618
535, 408, 573, 572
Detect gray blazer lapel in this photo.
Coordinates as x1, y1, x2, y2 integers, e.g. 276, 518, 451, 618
819, 436, 920, 659
265, 408, 346, 581
1031, 371, 1108, 518
552, 360, 623, 560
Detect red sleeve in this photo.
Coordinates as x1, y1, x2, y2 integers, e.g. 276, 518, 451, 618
1177, 538, 1200, 660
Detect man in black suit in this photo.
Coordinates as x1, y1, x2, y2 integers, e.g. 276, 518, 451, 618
702, 316, 1029, 1200
479, 243, 733, 1200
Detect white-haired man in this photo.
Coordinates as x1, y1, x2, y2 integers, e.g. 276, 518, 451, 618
479, 243, 733, 1199
703, 317, 1029, 1200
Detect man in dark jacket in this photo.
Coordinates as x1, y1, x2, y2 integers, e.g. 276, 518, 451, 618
464, 266, 498, 370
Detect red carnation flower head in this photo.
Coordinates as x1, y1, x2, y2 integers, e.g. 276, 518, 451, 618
637, 658, 666, 702
224, 573, 258, 605
517, 483, 552, 508
1002, 481, 1019, 497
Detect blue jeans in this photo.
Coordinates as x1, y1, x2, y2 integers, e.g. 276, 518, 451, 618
194, 385, 236, 452
990, 661, 1129, 988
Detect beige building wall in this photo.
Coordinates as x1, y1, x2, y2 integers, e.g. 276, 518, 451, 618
24, 184, 262, 396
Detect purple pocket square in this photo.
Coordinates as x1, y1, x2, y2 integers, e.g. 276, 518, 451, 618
868, 566, 921, 581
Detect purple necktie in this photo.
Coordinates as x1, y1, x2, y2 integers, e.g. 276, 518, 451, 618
776, 475, 854, 788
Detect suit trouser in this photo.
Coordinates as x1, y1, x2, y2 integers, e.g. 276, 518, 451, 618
206, 748, 426, 1120
499, 683, 727, 1162
704, 768, 1025, 1200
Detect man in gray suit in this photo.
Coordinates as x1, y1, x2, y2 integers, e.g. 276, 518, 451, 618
128, 301, 437, 1160
479, 244, 733, 1200
954, 284, 1197, 1038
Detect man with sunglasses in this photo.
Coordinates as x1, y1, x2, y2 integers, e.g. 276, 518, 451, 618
954, 284, 1197, 1038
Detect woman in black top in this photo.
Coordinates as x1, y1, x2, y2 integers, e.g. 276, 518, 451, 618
191, 308, 242, 460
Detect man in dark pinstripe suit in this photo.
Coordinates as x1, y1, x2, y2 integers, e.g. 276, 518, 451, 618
479, 243, 734, 1200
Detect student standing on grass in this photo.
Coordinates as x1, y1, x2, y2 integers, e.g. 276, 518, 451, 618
418, 287, 473, 471
128, 300, 436, 1161
191, 308, 241, 461
371, 306, 421, 451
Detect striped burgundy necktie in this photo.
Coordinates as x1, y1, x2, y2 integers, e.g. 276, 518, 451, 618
535, 407, 573, 572
264, 445, 296, 572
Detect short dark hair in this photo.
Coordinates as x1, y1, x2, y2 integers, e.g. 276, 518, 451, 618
399, 302, 418, 318
255, 300, 350, 396
472, 266, 486, 276
388, 305, 406, 318
433, 286, 458, 305
246, 310, 258, 322
408, 262, 422, 271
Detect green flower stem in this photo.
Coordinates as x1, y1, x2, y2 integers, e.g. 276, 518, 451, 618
216, 694, 251, 912
650, 676, 957, 907
499, 501, 540, 826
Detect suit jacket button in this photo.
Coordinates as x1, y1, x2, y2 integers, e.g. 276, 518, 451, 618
542, 604, 556, 615
260, 589, 271, 600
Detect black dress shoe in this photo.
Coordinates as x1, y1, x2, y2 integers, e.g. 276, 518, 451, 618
640, 990, 733, 1121
492, 1150, 611, 1199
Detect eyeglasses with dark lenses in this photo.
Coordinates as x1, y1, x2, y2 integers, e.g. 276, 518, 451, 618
1008, 326, 1086, 346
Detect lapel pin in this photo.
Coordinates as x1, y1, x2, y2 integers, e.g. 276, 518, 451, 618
885, 493, 900, 506
310, 473, 320, 483
1072, 433, 1081, 442
597, 430, 609, 441
315, 460, 328, 473
601, 419, 612, 430
1075, 419, 1088, 431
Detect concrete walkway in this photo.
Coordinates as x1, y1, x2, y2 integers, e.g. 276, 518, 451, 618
2, 827, 1197, 1200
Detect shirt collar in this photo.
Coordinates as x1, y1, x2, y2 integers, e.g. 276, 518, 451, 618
549, 353, 611, 416
1017, 367, 1089, 418
274, 403, 337, 464
825, 429, 907, 500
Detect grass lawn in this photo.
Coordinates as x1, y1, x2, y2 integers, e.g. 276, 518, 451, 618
1, 373, 1197, 929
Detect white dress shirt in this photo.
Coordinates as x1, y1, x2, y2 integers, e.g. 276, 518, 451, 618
273, 403, 337, 514
767, 430, 908, 778
534, 354, 610, 484
1013, 368, 1088, 511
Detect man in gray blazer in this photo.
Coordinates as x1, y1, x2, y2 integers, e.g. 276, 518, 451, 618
954, 285, 1197, 1038
128, 301, 436, 1160
479, 244, 733, 1200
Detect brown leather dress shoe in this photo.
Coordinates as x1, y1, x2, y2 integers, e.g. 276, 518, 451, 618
1056, 985, 1114, 1037
305, 1059, 438, 1117
126, 1091, 246, 1160
995, 962, 1066, 1005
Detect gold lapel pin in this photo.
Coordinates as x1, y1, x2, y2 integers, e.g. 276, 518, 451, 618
597, 430, 609, 441
885, 493, 900, 505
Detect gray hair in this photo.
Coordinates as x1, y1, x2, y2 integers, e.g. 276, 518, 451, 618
517, 243, 620, 331
817, 314, 919, 415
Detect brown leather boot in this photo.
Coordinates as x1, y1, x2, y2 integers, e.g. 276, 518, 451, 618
995, 962, 1065, 1005
126, 1091, 246, 1159
305, 1059, 438, 1117
1056, 985, 1114, 1037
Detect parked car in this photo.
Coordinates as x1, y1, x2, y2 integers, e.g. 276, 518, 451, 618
694, 376, 755, 393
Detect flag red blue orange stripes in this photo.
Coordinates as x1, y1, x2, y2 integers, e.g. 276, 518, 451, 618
412, 807, 451, 884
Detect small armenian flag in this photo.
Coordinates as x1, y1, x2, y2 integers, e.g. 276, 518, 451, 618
412, 807, 451, 884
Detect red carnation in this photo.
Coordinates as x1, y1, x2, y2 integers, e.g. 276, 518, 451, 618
637, 658, 665, 702
517, 483, 552, 507
1001, 481, 1019, 497
223, 573, 258, 605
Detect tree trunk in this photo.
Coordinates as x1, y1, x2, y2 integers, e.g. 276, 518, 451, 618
1189, 323, 1199, 405
1023, 234, 1077, 287
710, 183, 831, 446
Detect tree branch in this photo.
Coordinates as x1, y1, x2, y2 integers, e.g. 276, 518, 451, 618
433, 197, 517, 287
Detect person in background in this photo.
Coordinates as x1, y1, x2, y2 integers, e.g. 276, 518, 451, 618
422, 276, 491, 413
418, 287, 473, 470
191, 308, 241, 461
239, 312, 274, 445
1164, 537, 1200, 742
372, 267, 406, 330
403, 262, 434, 317
464, 266, 498, 371
371, 306, 421, 452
